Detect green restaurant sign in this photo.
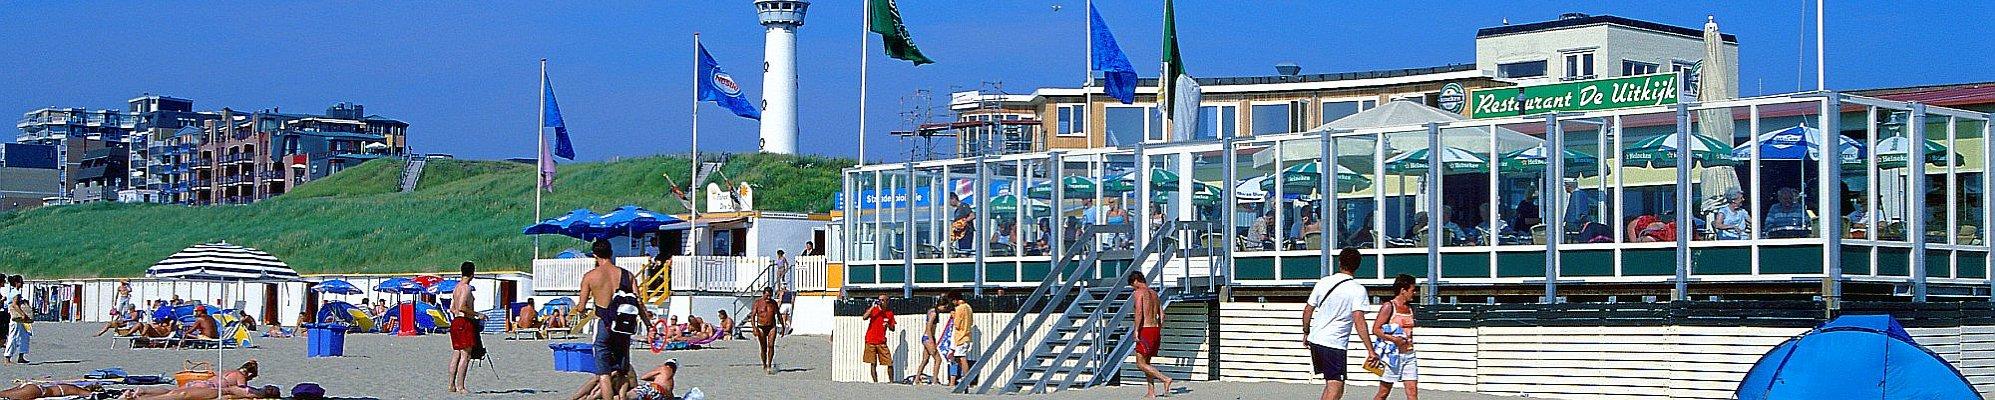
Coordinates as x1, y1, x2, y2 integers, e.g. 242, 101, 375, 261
1469, 73, 1680, 119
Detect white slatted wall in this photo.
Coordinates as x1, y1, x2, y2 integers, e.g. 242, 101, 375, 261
1961, 326, 1995, 395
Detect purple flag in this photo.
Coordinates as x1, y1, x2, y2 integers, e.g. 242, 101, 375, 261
539, 138, 556, 192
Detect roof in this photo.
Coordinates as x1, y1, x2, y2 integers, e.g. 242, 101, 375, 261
1477, 14, 1738, 43
1850, 81, 1995, 109
1127, 64, 1477, 87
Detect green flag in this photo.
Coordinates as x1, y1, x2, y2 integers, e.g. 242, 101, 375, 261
868, 0, 934, 65
1159, 0, 1186, 113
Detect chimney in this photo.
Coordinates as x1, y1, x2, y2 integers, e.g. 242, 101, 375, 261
1275, 63, 1301, 77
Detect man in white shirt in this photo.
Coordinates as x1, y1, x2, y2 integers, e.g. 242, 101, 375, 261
1301, 248, 1375, 400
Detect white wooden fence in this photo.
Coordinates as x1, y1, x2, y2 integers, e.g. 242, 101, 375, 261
669, 255, 828, 293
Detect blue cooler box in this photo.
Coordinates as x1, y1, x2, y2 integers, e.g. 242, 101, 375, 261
304, 323, 349, 357
550, 343, 598, 374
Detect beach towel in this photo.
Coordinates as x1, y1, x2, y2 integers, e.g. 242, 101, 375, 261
122, 375, 165, 385
84, 368, 126, 379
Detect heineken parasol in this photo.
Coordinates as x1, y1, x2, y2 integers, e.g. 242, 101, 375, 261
1026, 175, 1099, 199
1622, 133, 1736, 168
1501, 146, 1601, 176
1104, 168, 1181, 193
1155, 181, 1223, 205
1259, 161, 1371, 193
1383, 147, 1489, 175
986, 194, 1052, 217
1873, 136, 1954, 169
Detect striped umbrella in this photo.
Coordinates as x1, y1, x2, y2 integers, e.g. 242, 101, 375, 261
1622, 133, 1737, 168
1383, 147, 1489, 175
1500, 146, 1602, 176
145, 242, 300, 282
1873, 136, 1954, 169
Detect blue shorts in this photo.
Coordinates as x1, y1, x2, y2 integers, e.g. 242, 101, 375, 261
593, 329, 632, 374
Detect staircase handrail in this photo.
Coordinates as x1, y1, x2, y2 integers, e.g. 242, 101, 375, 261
1027, 221, 1180, 393
955, 224, 1118, 394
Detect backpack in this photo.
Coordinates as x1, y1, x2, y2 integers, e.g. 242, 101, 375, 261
290, 383, 325, 400
607, 271, 642, 336
468, 335, 488, 360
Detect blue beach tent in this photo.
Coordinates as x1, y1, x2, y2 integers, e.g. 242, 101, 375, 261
1736, 315, 1980, 400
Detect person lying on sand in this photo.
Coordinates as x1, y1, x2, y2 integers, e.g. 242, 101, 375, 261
0, 381, 101, 399
123, 384, 280, 400
570, 359, 682, 400
121, 360, 258, 399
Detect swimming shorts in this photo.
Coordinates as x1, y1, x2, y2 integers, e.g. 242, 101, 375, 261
1135, 326, 1162, 357
450, 317, 478, 350
593, 323, 633, 374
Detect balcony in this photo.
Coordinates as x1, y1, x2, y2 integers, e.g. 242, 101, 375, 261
259, 170, 286, 181
190, 158, 214, 168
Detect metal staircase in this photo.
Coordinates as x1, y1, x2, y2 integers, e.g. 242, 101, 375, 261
956, 220, 1218, 395
398, 155, 427, 193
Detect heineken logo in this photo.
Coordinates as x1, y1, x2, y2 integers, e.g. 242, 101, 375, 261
1469, 73, 1679, 119
712, 72, 742, 96
1438, 83, 1466, 113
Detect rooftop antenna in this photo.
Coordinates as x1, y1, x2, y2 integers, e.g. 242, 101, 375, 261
891, 89, 942, 161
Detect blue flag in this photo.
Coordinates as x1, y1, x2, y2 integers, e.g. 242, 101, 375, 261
697, 43, 761, 120
542, 73, 575, 160
1090, 5, 1137, 104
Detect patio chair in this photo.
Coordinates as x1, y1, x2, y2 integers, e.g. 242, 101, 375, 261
1961, 226, 1983, 246
179, 320, 242, 349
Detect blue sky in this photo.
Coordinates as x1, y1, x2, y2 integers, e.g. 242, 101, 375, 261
3, 1, 1990, 163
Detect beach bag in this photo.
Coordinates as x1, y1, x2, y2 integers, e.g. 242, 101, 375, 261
85, 367, 128, 379
290, 383, 326, 400
468, 334, 488, 360
608, 272, 642, 336
173, 361, 214, 386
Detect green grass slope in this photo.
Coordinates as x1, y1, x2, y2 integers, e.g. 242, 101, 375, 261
0, 153, 852, 278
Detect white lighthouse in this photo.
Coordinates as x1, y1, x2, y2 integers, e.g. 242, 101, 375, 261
755, 0, 807, 155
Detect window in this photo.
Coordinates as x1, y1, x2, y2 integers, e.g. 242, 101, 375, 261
1622, 60, 1658, 76
1320, 99, 1376, 124
1251, 103, 1291, 135
1497, 60, 1547, 78
1196, 105, 1237, 140
1055, 104, 1086, 137
1105, 106, 1149, 147
1672, 61, 1699, 97
1563, 51, 1596, 80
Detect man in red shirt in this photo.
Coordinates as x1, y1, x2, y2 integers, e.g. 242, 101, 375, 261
862, 294, 897, 383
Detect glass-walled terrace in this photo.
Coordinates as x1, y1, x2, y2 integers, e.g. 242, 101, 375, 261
839, 93, 1992, 301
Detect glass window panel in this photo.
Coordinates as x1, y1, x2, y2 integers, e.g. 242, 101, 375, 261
1252, 104, 1291, 135
1617, 111, 1685, 244
1380, 130, 1428, 248
1750, 104, 1820, 239
1106, 107, 1146, 147
1879, 109, 1914, 242
1322, 101, 1363, 125
1492, 121, 1544, 246
1560, 117, 1610, 244
1498, 61, 1546, 78
1236, 142, 1274, 251
1334, 135, 1379, 249
1926, 115, 1955, 244
1441, 126, 1492, 247
1841, 107, 1875, 241
1196, 105, 1236, 141
1957, 118, 1987, 245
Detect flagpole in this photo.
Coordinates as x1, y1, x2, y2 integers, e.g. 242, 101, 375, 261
858, 0, 870, 165
1084, 0, 1093, 149
692, 33, 703, 258
1814, 0, 1825, 90
535, 58, 546, 260
1157, 0, 1171, 144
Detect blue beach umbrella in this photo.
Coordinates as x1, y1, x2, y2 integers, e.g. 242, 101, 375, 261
1731, 125, 1863, 167
428, 279, 471, 294
522, 208, 602, 239
374, 277, 427, 295
591, 205, 685, 240
311, 279, 363, 295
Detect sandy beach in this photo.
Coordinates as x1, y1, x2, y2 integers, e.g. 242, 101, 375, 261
1, 323, 1522, 399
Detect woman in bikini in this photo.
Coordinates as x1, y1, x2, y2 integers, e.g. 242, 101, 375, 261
914, 300, 944, 385
0, 381, 101, 399
121, 360, 268, 400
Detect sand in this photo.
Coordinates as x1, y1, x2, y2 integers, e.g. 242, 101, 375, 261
1, 323, 1522, 399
